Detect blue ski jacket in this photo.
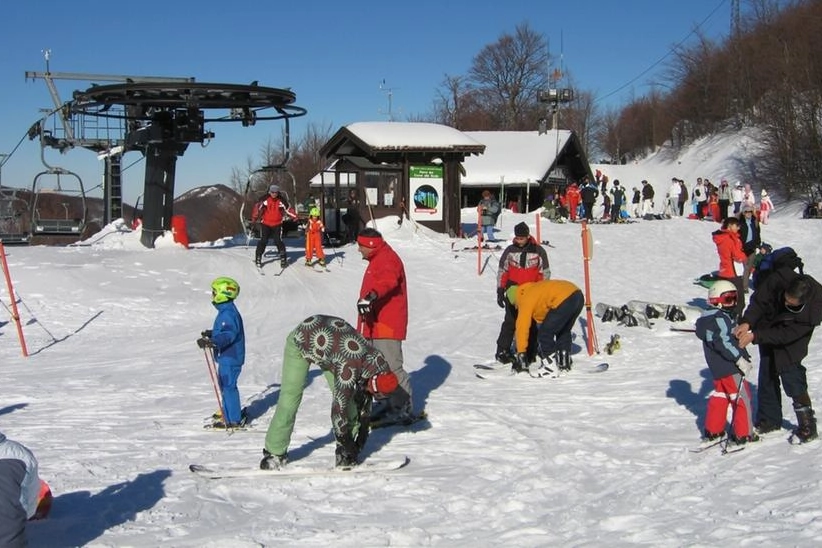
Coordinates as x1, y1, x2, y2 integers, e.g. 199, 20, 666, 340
695, 308, 750, 379
211, 301, 245, 367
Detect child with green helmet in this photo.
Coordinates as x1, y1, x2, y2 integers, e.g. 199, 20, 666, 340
197, 276, 246, 428
304, 207, 327, 268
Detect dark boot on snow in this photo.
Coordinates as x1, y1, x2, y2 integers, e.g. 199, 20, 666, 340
793, 405, 818, 443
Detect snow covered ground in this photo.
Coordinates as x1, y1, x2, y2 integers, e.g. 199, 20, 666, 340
3, 133, 821, 547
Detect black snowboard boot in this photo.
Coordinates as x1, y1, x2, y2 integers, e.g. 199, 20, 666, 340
793, 405, 818, 443
556, 350, 572, 372
495, 349, 514, 365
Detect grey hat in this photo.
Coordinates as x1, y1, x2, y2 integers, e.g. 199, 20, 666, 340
269, 184, 280, 193
741, 204, 755, 213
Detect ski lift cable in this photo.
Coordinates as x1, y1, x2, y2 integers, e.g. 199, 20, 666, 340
595, 0, 728, 106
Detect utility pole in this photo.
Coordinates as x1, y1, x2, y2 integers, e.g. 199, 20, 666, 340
0, 154, 8, 186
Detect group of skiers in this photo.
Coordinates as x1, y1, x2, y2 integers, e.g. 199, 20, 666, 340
701, 197, 821, 446
490, 221, 587, 378
197, 222, 418, 470
540, 171, 776, 226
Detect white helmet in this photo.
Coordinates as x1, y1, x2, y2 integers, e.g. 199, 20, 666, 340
708, 280, 737, 308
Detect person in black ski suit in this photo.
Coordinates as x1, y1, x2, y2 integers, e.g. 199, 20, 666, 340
579, 177, 599, 222
734, 270, 822, 443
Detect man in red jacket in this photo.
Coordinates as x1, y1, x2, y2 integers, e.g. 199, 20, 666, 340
252, 185, 297, 268
355, 228, 414, 423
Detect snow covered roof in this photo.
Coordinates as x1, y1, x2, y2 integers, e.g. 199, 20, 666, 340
320, 121, 486, 157
460, 130, 573, 187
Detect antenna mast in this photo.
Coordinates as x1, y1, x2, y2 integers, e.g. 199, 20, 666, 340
379, 79, 396, 122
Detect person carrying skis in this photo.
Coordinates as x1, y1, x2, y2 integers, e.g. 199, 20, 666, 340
734, 268, 822, 443
506, 280, 584, 377
695, 281, 757, 446
197, 277, 246, 428
260, 315, 399, 470
355, 228, 414, 424
251, 184, 297, 269
494, 222, 550, 369
304, 207, 327, 267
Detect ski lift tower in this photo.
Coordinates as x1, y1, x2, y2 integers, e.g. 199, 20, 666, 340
25, 50, 197, 227
70, 81, 306, 247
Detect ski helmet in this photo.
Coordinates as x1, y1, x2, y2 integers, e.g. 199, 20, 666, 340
309, 207, 321, 217
211, 276, 240, 304
708, 280, 737, 309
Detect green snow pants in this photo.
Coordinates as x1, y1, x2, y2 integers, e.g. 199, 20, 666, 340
264, 330, 360, 457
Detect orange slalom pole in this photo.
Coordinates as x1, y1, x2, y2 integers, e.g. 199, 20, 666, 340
0, 242, 29, 357
535, 212, 542, 244
580, 222, 599, 355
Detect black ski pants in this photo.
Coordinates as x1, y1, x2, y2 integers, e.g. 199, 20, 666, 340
255, 223, 285, 261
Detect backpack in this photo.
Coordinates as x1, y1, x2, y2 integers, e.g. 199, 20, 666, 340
751, 247, 804, 290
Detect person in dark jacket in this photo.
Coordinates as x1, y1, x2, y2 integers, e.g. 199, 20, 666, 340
579, 177, 599, 222
640, 180, 655, 216
198, 277, 246, 428
0, 432, 41, 548
494, 222, 550, 367
734, 270, 822, 443
737, 204, 761, 292
261, 315, 399, 469
695, 281, 756, 445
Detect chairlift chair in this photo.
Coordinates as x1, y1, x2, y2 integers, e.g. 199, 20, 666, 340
0, 188, 31, 244
30, 169, 87, 236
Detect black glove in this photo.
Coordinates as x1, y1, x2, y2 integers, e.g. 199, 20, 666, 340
496, 287, 506, 308
197, 337, 214, 349
201, 329, 213, 338
513, 352, 529, 371
357, 291, 377, 316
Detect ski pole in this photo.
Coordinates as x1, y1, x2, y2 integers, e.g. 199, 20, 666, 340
202, 347, 226, 422
721, 372, 747, 454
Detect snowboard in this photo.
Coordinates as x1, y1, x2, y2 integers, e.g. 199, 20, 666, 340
189, 456, 410, 479
625, 300, 703, 322
370, 411, 428, 429
473, 361, 608, 379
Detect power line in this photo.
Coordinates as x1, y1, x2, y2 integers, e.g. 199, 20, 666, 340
595, 0, 729, 107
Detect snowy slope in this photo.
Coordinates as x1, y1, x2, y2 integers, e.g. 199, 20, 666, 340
2, 131, 821, 547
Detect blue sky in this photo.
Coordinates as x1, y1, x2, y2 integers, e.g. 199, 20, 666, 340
1, 0, 741, 205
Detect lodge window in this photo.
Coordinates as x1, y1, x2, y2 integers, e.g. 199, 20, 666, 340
364, 171, 399, 207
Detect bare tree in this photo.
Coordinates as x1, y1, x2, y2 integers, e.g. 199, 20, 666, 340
468, 22, 551, 130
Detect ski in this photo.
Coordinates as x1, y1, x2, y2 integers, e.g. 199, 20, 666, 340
474, 361, 607, 380
689, 435, 726, 453
670, 326, 696, 333
370, 410, 428, 429
473, 362, 516, 379
189, 456, 410, 479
